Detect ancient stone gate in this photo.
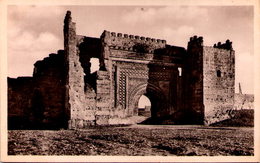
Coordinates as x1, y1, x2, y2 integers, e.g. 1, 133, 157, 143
63, 10, 189, 128
8, 11, 236, 129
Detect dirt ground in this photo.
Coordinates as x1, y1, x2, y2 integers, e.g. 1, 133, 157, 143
8, 125, 253, 156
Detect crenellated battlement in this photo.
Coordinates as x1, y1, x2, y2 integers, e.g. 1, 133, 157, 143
213, 40, 233, 50
101, 30, 166, 53
188, 35, 204, 47
102, 30, 166, 44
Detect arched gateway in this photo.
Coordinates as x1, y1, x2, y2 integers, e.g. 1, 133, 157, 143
63, 11, 188, 128
62, 11, 235, 129
128, 83, 165, 117
8, 11, 235, 129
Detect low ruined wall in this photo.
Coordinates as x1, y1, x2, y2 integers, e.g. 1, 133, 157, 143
8, 51, 67, 129
234, 93, 254, 110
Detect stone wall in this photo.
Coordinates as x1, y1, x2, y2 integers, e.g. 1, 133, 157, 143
33, 51, 67, 128
64, 11, 95, 129
101, 30, 166, 53
203, 44, 235, 124
185, 36, 204, 124
95, 71, 111, 125
234, 93, 254, 110
97, 30, 187, 125
8, 51, 66, 129
77, 35, 102, 75
8, 77, 34, 129
106, 51, 184, 124
185, 37, 235, 125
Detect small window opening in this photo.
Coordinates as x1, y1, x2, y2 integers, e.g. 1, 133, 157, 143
90, 58, 100, 73
178, 67, 182, 76
217, 70, 221, 77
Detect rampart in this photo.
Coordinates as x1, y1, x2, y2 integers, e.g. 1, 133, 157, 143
101, 30, 166, 53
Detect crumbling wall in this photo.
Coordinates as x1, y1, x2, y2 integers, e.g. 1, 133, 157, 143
32, 50, 67, 128
63, 12, 114, 128
8, 10, 239, 128
64, 11, 92, 129
203, 43, 235, 124
8, 50, 67, 129
8, 77, 34, 129
234, 93, 254, 110
77, 35, 102, 75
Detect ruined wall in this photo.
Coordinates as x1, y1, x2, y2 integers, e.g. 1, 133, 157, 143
77, 35, 102, 75
8, 11, 238, 129
234, 93, 254, 110
8, 77, 34, 129
8, 51, 67, 129
203, 43, 235, 124
32, 51, 67, 128
64, 11, 96, 129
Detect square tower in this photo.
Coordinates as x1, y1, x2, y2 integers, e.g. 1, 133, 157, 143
187, 37, 235, 125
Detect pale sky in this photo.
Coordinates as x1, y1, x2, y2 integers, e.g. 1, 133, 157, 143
8, 5, 254, 94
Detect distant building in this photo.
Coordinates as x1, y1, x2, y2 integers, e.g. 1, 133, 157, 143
138, 106, 151, 117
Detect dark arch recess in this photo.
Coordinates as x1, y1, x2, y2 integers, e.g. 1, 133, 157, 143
129, 83, 167, 123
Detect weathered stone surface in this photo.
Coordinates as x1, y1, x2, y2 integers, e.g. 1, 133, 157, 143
203, 46, 235, 124
64, 11, 88, 129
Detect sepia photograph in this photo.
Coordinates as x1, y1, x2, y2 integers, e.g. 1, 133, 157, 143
1, 0, 259, 162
